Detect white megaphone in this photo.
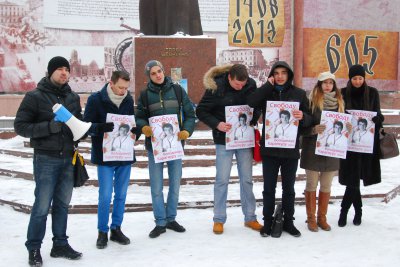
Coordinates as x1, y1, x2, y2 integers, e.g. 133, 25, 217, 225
52, 103, 92, 141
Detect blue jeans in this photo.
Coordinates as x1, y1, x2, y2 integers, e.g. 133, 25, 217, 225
214, 145, 257, 223
262, 156, 298, 222
25, 153, 74, 251
148, 151, 182, 226
97, 164, 131, 233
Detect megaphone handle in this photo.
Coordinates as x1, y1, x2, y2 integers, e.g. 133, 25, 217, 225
53, 104, 73, 122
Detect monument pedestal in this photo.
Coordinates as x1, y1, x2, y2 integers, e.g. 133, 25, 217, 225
134, 36, 216, 104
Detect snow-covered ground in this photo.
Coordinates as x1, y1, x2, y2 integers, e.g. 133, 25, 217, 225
0, 131, 399, 266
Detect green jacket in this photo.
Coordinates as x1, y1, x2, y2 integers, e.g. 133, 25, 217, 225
136, 76, 196, 150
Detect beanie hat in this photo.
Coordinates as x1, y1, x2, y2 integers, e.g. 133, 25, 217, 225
318, 71, 335, 82
348, 64, 365, 79
145, 60, 164, 77
47, 56, 70, 78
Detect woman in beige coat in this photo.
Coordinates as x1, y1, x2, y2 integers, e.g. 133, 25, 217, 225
300, 72, 347, 232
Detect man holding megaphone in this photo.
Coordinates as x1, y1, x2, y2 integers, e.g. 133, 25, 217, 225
14, 56, 84, 266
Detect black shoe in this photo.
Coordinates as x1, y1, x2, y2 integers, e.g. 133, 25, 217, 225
110, 227, 130, 245
96, 231, 108, 249
338, 208, 348, 227
29, 249, 42, 266
149, 226, 167, 238
353, 209, 362, 226
260, 226, 271, 237
283, 220, 301, 237
50, 244, 82, 260
166, 221, 186, 233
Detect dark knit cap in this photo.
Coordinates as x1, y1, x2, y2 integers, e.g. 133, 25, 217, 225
145, 60, 164, 77
47, 56, 70, 78
348, 64, 365, 79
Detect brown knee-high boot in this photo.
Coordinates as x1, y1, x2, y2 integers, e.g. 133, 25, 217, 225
305, 191, 318, 232
317, 191, 331, 231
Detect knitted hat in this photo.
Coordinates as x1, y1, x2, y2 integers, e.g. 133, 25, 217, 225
47, 56, 70, 78
145, 60, 164, 77
318, 71, 335, 82
348, 64, 365, 79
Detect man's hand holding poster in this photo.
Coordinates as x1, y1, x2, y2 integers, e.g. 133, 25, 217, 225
347, 110, 377, 154
225, 105, 255, 150
315, 111, 352, 159
103, 114, 136, 161
149, 114, 184, 163
264, 101, 300, 148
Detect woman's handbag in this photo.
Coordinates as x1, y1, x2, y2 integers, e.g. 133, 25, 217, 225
253, 128, 262, 162
379, 128, 399, 159
72, 149, 90, 187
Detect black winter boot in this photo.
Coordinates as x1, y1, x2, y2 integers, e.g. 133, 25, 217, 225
96, 231, 108, 249
260, 219, 272, 237
50, 244, 82, 260
149, 226, 166, 238
353, 208, 362, 226
338, 187, 353, 227
338, 208, 348, 227
110, 226, 130, 245
353, 189, 363, 226
28, 249, 42, 266
166, 221, 186, 232
282, 219, 301, 237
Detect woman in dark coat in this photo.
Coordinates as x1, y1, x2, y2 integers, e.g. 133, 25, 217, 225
300, 71, 346, 232
338, 64, 384, 227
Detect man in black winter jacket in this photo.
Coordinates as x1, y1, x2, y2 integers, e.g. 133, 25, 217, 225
14, 56, 83, 266
196, 64, 263, 234
247, 61, 312, 238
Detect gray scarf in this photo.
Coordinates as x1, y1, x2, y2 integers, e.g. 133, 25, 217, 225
107, 84, 127, 108
323, 91, 338, 110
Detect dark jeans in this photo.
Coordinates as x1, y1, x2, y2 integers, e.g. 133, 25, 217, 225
262, 156, 298, 222
25, 153, 74, 250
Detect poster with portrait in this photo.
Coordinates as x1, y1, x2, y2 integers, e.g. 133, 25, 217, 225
149, 114, 184, 163
103, 114, 136, 161
347, 110, 377, 154
315, 111, 352, 159
264, 101, 300, 148
225, 105, 255, 150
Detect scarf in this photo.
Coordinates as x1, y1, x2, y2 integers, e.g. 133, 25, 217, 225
323, 91, 338, 110
107, 84, 127, 108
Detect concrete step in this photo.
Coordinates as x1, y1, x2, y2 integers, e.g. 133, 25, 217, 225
0, 167, 307, 187
1, 186, 398, 214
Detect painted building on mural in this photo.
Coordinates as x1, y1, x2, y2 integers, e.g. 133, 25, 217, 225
0, 1, 27, 25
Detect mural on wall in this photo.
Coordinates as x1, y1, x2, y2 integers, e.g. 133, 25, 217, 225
1, 0, 398, 94
0, 0, 137, 93
0, 0, 292, 94
303, 29, 398, 81
228, 0, 285, 47
300, 0, 400, 91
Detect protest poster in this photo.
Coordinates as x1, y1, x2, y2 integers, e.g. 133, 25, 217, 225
225, 105, 255, 150
149, 114, 184, 163
103, 114, 136, 161
347, 110, 377, 154
315, 111, 352, 159
264, 101, 299, 148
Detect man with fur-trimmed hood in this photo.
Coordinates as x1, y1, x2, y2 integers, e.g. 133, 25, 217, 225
196, 64, 263, 235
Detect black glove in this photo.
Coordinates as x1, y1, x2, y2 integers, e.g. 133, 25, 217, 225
49, 119, 62, 133
130, 127, 138, 135
97, 122, 114, 133
371, 115, 381, 124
